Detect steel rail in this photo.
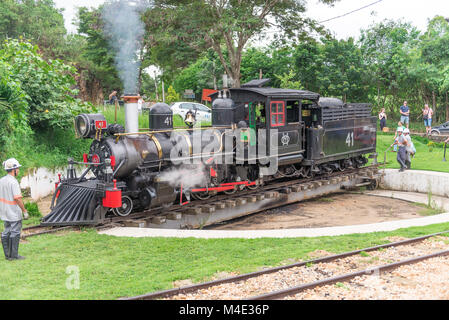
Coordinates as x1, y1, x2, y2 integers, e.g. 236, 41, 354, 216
103, 165, 380, 227
21, 226, 76, 239
119, 230, 449, 300
249, 249, 449, 300
24, 165, 380, 234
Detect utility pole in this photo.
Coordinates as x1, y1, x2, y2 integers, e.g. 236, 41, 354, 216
161, 69, 165, 103
154, 70, 159, 102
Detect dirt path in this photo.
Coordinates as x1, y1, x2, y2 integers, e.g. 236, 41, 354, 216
208, 193, 433, 230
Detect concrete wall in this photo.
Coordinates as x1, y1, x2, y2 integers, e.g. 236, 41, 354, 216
380, 169, 449, 198
20, 166, 94, 201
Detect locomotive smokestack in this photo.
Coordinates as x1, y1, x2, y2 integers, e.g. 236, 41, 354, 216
123, 94, 140, 135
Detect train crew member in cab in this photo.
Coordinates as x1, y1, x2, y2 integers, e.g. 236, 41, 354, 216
399, 101, 410, 129
378, 108, 387, 131
0, 158, 28, 261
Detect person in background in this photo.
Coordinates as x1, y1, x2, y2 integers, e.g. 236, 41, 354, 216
0, 158, 28, 261
400, 101, 410, 129
422, 104, 434, 136
403, 128, 415, 169
378, 108, 387, 131
391, 128, 408, 172
392, 121, 405, 152
137, 97, 144, 114
108, 91, 118, 105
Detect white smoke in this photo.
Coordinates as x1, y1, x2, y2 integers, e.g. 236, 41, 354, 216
102, 0, 146, 93
158, 165, 207, 190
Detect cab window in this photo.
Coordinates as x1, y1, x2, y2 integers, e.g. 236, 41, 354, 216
270, 101, 285, 127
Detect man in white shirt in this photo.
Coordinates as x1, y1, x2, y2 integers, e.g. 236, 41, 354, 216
0, 158, 28, 260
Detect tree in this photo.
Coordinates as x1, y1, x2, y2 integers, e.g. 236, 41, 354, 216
318, 38, 368, 102
0, 0, 67, 59
148, 0, 338, 88
275, 70, 302, 90
0, 39, 94, 130
417, 16, 449, 121
76, 6, 121, 96
0, 60, 29, 150
292, 40, 322, 92
359, 20, 420, 112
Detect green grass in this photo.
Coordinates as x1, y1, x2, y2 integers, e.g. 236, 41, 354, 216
0, 223, 449, 299
413, 202, 445, 216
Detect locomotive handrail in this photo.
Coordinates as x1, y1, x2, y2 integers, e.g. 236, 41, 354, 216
114, 126, 233, 137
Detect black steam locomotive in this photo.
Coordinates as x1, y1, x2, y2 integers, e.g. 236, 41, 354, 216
41, 79, 376, 226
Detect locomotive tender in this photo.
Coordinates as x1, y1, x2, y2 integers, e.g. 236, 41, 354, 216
41, 79, 377, 226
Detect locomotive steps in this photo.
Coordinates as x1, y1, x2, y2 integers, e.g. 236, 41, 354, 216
113, 167, 380, 230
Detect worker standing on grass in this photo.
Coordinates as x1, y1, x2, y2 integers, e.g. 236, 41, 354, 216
0, 158, 29, 261
392, 128, 408, 172
403, 128, 415, 169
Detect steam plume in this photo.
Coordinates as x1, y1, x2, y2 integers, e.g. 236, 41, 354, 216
102, 0, 145, 93
159, 165, 207, 190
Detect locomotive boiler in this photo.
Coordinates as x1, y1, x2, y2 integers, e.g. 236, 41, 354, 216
41, 79, 377, 226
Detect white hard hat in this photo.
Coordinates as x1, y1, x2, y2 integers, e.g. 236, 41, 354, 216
3, 158, 22, 171
397, 127, 404, 132
404, 128, 410, 134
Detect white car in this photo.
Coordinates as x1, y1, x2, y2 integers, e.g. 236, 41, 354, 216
170, 102, 211, 123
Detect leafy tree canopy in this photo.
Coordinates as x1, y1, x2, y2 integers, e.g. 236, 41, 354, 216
0, 39, 94, 131
0, 0, 67, 59
146, 0, 339, 87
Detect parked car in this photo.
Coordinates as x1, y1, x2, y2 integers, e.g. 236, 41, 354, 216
170, 102, 211, 123
430, 121, 449, 136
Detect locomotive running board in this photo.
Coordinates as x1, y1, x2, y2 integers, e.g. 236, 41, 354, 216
41, 180, 104, 226
143, 168, 380, 229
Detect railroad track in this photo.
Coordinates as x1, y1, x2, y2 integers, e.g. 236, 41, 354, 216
120, 230, 449, 300
23, 165, 380, 237
21, 225, 77, 239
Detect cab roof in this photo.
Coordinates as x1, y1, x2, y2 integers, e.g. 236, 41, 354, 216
209, 78, 320, 101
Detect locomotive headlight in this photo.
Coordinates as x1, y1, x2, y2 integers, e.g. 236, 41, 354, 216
76, 115, 88, 136
75, 114, 89, 138
75, 113, 108, 139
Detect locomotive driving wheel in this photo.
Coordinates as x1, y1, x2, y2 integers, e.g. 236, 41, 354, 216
224, 187, 237, 195
192, 192, 211, 200
246, 181, 259, 190
113, 196, 133, 217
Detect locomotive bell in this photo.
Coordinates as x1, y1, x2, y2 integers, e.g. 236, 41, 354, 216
184, 111, 196, 128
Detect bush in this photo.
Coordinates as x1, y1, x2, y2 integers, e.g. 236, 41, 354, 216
24, 202, 42, 218
0, 39, 95, 131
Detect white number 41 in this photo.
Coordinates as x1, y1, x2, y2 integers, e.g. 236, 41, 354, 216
346, 132, 354, 147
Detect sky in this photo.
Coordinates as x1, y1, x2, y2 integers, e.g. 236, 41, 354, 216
54, 0, 449, 39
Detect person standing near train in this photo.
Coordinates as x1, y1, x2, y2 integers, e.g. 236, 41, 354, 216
391, 128, 408, 172
422, 104, 434, 136
378, 108, 387, 131
400, 101, 410, 129
0, 158, 28, 260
